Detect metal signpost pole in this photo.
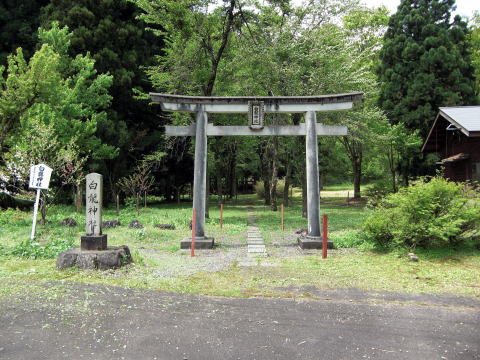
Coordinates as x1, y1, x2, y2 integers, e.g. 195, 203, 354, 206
30, 189, 41, 240
29, 164, 53, 241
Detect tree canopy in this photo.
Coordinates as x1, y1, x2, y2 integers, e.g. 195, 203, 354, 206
0, 0, 49, 65
378, 0, 477, 138
0, 23, 116, 191
1, 0, 479, 204
41, 0, 164, 190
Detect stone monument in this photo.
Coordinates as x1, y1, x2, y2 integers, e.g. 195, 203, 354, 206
57, 173, 131, 270
81, 173, 107, 250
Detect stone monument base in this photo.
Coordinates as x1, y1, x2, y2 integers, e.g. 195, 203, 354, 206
57, 245, 131, 270
298, 236, 333, 250
180, 237, 215, 249
81, 234, 107, 250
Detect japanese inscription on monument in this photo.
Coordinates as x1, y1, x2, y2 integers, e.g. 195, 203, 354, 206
85, 173, 103, 236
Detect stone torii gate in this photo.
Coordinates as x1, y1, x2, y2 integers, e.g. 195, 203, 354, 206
150, 93, 363, 249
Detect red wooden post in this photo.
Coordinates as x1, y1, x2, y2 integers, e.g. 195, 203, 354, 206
281, 204, 284, 231
191, 208, 196, 257
220, 203, 224, 229
322, 214, 328, 259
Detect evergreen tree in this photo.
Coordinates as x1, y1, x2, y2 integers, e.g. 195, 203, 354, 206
469, 12, 480, 100
378, 0, 476, 138
0, 0, 49, 65
41, 0, 163, 194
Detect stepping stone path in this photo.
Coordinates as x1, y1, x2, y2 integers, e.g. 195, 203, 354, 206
247, 207, 267, 256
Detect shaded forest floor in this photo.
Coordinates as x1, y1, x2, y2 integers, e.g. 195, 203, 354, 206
1, 193, 480, 301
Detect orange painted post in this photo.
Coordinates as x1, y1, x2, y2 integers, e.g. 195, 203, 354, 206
191, 208, 196, 257
322, 214, 328, 259
220, 203, 224, 229
281, 204, 285, 231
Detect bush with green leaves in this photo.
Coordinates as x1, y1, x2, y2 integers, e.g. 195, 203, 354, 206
363, 177, 480, 249
364, 179, 394, 208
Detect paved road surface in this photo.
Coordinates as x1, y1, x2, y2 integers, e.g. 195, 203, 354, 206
0, 283, 479, 359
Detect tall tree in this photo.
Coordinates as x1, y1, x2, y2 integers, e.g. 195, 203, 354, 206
469, 11, 480, 100
133, 0, 238, 97
0, 24, 116, 198
133, 0, 240, 212
41, 0, 163, 195
378, 0, 477, 138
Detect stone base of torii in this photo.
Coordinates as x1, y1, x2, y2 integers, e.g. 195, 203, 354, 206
150, 93, 363, 250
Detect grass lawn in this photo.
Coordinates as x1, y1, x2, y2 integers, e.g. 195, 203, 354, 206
1, 192, 479, 301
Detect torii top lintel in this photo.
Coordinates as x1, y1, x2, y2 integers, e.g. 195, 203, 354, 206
150, 92, 364, 113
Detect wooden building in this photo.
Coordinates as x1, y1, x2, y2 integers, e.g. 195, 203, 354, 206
422, 106, 480, 182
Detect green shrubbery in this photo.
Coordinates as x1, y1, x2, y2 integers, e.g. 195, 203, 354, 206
9, 238, 75, 259
364, 179, 394, 208
363, 177, 480, 249
254, 180, 285, 199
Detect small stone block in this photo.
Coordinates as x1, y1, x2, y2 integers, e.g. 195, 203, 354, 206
297, 237, 333, 250
180, 237, 215, 249
247, 241, 264, 245
248, 245, 266, 253
81, 234, 107, 250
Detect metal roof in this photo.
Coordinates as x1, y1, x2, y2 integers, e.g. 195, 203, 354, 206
439, 106, 480, 134
422, 106, 480, 152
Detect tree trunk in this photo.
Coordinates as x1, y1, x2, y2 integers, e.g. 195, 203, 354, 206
270, 161, 278, 211
391, 169, 397, 193
116, 194, 120, 216
260, 142, 271, 205
74, 183, 82, 213
203, 0, 236, 96
263, 176, 271, 205
353, 155, 362, 199
283, 162, 292, 206
341, 138, 363, 200
165, 181, 172, 202
231, 163, 236, 199
216, 169, 223, 204
269, 137, 279, 212
388, 145, 397, 192
402, 170, 409, 187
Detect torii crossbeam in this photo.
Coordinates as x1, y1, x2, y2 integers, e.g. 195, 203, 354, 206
150, 92, 363, 249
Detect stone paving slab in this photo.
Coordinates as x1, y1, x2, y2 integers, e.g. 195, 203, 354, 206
246, 207, 268, 256
248, 247, 267, 254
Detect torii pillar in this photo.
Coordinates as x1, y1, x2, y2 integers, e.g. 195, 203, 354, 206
150, 93, 363, 249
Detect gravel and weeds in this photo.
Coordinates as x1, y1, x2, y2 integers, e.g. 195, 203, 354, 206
1, 192, 479, 300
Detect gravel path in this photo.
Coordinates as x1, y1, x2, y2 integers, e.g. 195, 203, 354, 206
137, 205, 349, 278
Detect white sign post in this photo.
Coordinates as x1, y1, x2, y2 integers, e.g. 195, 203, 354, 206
29, 164, 53, 240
